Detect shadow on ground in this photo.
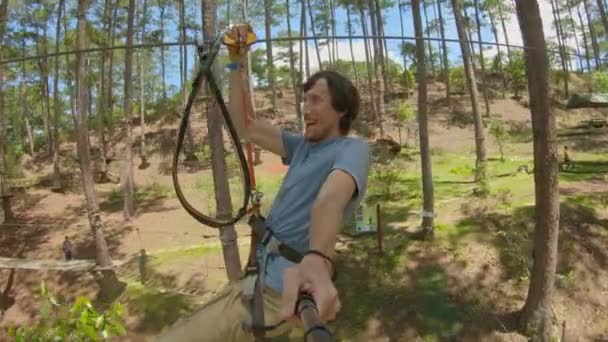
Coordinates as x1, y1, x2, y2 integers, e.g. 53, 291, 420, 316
327, 231, 523, 341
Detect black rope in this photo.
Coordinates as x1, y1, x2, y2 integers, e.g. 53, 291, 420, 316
171, 35, 251, 229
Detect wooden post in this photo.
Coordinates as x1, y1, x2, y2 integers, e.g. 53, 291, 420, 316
376, 203, 383, 255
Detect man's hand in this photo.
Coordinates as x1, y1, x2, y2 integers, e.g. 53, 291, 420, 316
280, 254, 340, 325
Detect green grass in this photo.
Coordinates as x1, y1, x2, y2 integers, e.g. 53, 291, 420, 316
414, 266, 464, 338
123, 283, 196, 333
184, 172, 284, 217
149, 245, 222, 267
107, 182, 175, 203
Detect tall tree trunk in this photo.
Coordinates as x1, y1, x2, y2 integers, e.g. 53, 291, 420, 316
465, 7, 477, 69
36, 27, 52, 158
97, 0, 111, 183
474, 0, 491, 117
576, 1, 592, 71
178, 0, 197, 161
555, 4, 574, 73
264, 0, 277, 110
451, 0, 488, 190
412, 0, 435, 238
0, 0, 14, 222
20, 37, 35, 156
286, 0, 302, 131
306, 0, 323, 70
123, 0, 136, 220
399, 1, 407, 70
583, 0, 601, 69
596, 0, 608, 38
358, 2, 378, 125
489, 11, 508, 94
301, 0, 310, 78
76, 0, 120, 302
76, 0, 113, 268
63, 7, 76, 131
550, 0, 569, 98
437, 0, 451, 104
498, 4, 512, 64
331, 0, 339, 64
346, 4, 360, 89
159, 2, 167, 100
202, 0, 242, 281
422, 0, 436, 75
367, 0, 384, 136
52, 0, 65, 190
514, 1, 560, 340
139, 0, 148, 166
431, 0, 443, 74
106, 4, 118, 136
567, 0, 585, 71
374, 0, 390, 97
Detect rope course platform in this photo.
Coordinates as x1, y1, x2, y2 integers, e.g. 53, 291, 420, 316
0, 257, 127, 271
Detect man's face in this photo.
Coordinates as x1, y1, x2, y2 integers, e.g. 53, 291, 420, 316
303, 78, 342, 142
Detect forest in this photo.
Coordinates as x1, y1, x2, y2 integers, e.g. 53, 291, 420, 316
0, 0, 607, 341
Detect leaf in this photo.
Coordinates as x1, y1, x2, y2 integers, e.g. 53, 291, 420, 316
95, 315, 105, 329
49, 295, 59, 307
82, 325, 99, 341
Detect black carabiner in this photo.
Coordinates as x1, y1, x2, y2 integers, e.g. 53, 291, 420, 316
172, 35, 252, 228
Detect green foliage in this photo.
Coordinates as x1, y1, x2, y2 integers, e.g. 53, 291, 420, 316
505, 51, 527, 96
4, 143, 25, 178
490, 52, 505, 73
401, 68, 415, 94
489, 120, 507, 161
449, 67, 465, 93
7, 282, 126, 341
369, 165, 402, 202
591, 72, 608, 92
396, 101, 416, 124
107, 182, 174, 204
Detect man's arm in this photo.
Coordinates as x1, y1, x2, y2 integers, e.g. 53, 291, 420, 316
280, 169, 357, 323
308, 169, 357, 260
242, 119, 287, 158
227, 54, 289, 158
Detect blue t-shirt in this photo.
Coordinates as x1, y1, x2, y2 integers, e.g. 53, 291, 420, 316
258, 129, 371, 293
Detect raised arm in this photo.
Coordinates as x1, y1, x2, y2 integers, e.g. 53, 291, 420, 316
226, 45, 289, 158
242, 118, 286, 158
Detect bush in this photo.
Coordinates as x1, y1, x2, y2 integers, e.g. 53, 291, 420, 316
591, 72, 608, 92
7, 281, 126, 341
489, 120, 508, 161
450, 67, 466, 93
401, 68, 415, 96
505, 52, 527, 98
395, 101, 417, 146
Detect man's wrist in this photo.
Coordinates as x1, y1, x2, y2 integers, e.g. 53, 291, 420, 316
302, 250, 335, 280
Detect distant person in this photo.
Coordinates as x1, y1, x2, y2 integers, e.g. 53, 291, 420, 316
63, 236, 72, 261
561, 146, 573, 171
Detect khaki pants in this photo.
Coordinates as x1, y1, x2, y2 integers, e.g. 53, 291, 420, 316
155, 279, 292, 342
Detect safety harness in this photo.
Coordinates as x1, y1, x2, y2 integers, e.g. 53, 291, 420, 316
172, 25, 334, 341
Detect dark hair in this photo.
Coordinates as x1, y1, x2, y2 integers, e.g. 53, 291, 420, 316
303, 70, 360, 134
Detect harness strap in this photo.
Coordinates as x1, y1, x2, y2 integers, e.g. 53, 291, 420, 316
248, 215, 303, 263
242, 215, 305, 337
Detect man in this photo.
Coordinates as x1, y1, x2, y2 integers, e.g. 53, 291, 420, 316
157, 70, 370, 341
63, 236, 72, 261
